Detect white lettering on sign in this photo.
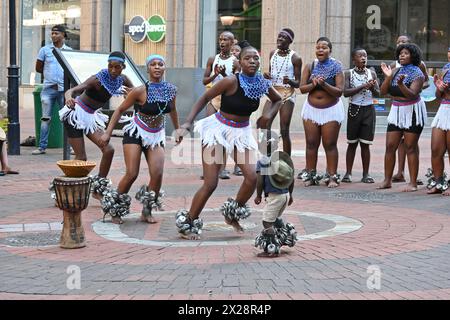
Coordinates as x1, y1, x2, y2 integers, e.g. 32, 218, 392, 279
148, 25, 166, 32
129, 21, 150, 35
366, 5, 381, 30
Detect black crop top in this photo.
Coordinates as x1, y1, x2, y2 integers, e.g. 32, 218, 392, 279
138, 82, 173, 115
84, 83, 112, 104
220, 74, 260, 117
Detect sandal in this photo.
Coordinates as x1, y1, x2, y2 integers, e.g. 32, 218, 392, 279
342, 174, 352, 183
361, 175, 375, 184
4, 170, 19, 174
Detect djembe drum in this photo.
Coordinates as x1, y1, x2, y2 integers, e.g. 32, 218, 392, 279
53, 176, 92, 249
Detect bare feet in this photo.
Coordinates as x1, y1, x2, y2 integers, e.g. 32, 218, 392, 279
443, 190, 450, 197
377, 180, 392, 189
180, 232, 201, 240
402, 184, 418, 192
225, 217, 244, 233
140, 214, 157, 224
257, 252, 280, 258
92, 192, 102, 202
112, 216, 123, 225
392, 174, 406, 183
304, 180, 315, 187
427, 187, 441, 195
328, 181, 339, 188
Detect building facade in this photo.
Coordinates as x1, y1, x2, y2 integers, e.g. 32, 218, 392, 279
0, 0, 449, 113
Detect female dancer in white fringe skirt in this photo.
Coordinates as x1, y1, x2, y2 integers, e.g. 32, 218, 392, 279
99, 55, 182, 224
61, 51, 134, 201
175, 45, 282, 240
299, 37, 345, 188
379, 43, 426, 192
427, 59, 450, 195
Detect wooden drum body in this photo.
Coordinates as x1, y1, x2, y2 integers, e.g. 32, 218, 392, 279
53, 176, 92, 249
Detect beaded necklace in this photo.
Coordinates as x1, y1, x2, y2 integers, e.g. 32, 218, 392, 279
349, 68, 371, 118
239, 73, 272, 100
392, 64, 424, 86
146, 81, 177, 104
219, 52, 232, 60
351, 67, 371, 95
270, 49, 291, 85
311, 58, 342, 80
95, 69, 124, 96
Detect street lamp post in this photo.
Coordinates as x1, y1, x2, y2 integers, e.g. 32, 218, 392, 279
7, 0, 20, 155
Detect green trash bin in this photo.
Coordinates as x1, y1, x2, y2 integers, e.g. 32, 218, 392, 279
33, 84, 64, 148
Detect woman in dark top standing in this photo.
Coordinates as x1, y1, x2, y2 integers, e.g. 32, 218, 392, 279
379, 43, 426, 192
61, 51, 134, 200
427, 52, 450, 195
299, 37, 345, 188
100, 55, 182, 224
175, 45, 282, 240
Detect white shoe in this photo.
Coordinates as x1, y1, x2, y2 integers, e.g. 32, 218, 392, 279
32, 148, 46, 155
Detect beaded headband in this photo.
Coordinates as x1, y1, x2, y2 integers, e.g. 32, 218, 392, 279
108, 57, 125, 63
146, 55, 165, 66
279, 30, 293, 42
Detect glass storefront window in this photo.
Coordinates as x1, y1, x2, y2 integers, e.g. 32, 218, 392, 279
407, 0, 449, 61
353, 0, 449, 62
21, 0, 81, 86
217, 0, 262, 51
352, 0, 399, 61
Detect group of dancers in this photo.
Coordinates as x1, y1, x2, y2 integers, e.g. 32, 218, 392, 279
57, 29, 450, 253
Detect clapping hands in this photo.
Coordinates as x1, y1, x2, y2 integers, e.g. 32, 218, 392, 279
381, 63, 392, 78
434, 74, 449, 92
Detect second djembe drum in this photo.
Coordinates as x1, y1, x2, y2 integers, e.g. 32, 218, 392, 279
53, 176, 92, 249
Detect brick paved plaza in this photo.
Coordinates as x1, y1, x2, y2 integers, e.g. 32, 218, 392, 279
1, 110, 450, 301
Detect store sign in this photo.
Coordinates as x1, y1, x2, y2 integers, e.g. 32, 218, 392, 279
124, 15, 148, 43
147, 15, 166, 42
124, 15, 166, 43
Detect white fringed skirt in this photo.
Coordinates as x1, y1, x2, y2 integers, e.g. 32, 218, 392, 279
120, 113, 165, 149
387, 98, 427, 129
432, 100, 450, 131
59, 98, 109, 135
301, 98, 345, 125
194, 112, 257, 154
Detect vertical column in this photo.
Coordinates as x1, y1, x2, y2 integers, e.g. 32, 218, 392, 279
198, 0, 218, 68
0, 0, 10, 89
166, 0, 201, 68
80, 0, 111, 52
261, 0, 352, 70
325, 0, 352, 68
261, 0, 324, 71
